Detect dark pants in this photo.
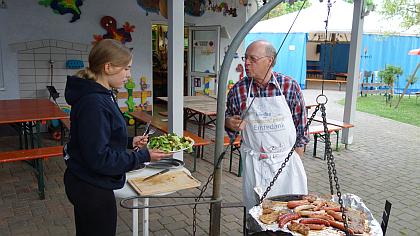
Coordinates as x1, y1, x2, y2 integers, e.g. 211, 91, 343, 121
64, 169, 117, 236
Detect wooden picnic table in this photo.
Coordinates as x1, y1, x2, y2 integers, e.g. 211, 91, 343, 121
0, 99, 68, 147
0, 98, 68, 199
157, 96, 217, 141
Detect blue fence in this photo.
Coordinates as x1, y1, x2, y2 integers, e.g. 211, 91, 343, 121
245, 33, 420, 93
361, 34, 420, 93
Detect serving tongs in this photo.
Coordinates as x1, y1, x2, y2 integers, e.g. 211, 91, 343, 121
133, 121, 155, 152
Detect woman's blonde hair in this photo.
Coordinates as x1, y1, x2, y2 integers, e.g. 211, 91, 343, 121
75, 39, 132, 80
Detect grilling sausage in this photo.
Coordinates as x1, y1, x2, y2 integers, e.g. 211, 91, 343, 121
307, 213, 335, 221
305, 224, 326, 230
299, 218, 330, 226
327, 209, 343, 221
278, 213, 301, 228
287, 200, 310, 209
328, 220, 355, 235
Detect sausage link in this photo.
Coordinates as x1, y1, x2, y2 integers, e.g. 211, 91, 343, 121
299, 218, 330, 226
328, 220, 355, 235
326, 209, 343, 221
305, 224, 326, 230
307, 213, 335, 221
278, 213, 301, 228
287, 200, 310, 209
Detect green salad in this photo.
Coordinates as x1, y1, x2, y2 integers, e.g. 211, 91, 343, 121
148, 133, 194, 153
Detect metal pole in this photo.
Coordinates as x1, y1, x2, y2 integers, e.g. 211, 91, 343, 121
342, 0, 364, 145
210, 1, 285, 235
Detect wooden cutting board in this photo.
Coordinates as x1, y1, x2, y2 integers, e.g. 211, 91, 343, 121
128, 170, 201, 196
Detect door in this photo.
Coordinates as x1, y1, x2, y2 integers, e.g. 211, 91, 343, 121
188, 26, 220, 96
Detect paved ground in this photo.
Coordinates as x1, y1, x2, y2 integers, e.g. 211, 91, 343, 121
0, 89, 419, 236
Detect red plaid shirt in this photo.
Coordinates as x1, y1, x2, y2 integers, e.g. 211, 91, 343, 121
226, 73, 309, 147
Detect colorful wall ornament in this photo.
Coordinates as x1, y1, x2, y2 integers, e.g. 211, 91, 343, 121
137, 0, 237, 18
185, 0, 206, 17
93, 16, 135, 44
38, 0, 83, 23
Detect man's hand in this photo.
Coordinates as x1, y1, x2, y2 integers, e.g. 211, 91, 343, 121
295, 147, 304, 158
225, 115, 246, 131
148, 149, 173, 161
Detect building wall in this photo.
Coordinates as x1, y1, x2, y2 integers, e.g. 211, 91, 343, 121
0, 0, 247, 101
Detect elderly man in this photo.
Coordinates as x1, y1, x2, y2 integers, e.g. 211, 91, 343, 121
225, 40, 309, 210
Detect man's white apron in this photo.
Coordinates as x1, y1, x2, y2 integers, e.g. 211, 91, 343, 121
241, 77, 308, 211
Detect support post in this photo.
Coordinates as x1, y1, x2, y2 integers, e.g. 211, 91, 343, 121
167, 1, 184, 160
342, 0, 364, 145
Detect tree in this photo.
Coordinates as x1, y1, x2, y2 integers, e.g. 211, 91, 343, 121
378, 65, 403, 105
344, 0, 418, 30
380, 0, 420, 29
260, 0, 311, 20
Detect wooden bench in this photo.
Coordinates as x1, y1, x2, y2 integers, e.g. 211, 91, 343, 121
313, 116, 354, 129
360, 83, 389, 96
224, 136, 242, 177
306, 78, 347, 91
0, 145, 64, 199
312, 116, 354, 149
307, 125, 342, 158
210, 136, 242, 177
129, 110, 212, 172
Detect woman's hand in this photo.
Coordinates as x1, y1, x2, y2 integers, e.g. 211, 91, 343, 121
148, 149, 173, 161
133, 135, 148, 149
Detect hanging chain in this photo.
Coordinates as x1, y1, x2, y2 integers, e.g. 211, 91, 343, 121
319, 103, 350, 235
259, 104, 320, 203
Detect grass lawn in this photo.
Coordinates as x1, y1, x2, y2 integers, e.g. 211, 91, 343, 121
338, 94, 420, 127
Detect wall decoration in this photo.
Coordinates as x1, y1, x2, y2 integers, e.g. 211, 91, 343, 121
93, 16, 135, 44
137, 0, 159, 16
207, 0, 237, 17
38, 0, 83, 23
185, 0, 205, 16
139, 76, 151, 111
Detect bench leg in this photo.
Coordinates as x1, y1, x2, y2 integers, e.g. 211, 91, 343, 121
34, 159, 45, 200
237, 150, 242, 177
229, 145, 233, 173
313, 134, 318, 157
24, 122, 29, 149
335, 131, 339, 151
191, 147, 197, 172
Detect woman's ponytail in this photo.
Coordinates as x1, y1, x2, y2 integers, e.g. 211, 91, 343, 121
75, 67, 96, 81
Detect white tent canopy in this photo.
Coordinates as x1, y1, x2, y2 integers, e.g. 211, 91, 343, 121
250, 0, 419, 35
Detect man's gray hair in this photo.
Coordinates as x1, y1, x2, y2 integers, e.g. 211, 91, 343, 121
248, 40, 277, 66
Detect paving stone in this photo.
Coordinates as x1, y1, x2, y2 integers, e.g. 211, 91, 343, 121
171, 228, 191, 236
152, 229, 171, 236
164, 220, 188, 231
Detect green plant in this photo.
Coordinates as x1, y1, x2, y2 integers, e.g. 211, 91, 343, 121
378, 65, 403, 102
